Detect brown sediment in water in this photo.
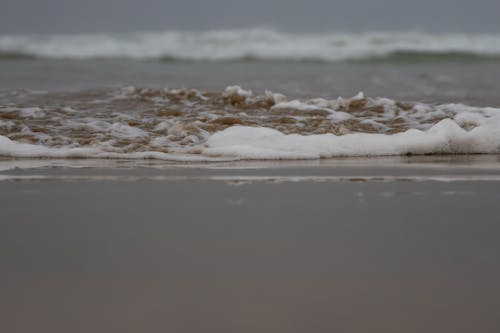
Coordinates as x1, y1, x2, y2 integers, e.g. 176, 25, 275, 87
209, 117, 253, 126
347, 98, 367, 109
395, 101, 415, 111
0, 86, 480, 154
0, 112, 19, 120
269, 108, 331, 117
154, 109, 183, 117
339, 119, 379, 133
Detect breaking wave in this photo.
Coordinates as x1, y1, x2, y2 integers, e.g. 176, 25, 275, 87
1, 29, 500, 62
1, 86, 500, 161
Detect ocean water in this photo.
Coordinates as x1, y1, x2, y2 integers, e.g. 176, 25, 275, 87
3, 30, 500, 333
1, 29, 500, 161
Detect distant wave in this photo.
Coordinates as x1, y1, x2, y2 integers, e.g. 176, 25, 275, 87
351, 51, 500, 63
0, 51, 37, 60
1, 29, 500, 63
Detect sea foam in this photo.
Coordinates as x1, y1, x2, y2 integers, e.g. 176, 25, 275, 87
0, 86, 499, 161
205, 118, 500, 159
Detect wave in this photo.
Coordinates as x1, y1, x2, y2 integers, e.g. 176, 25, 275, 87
2, 29, 500, 63
0, 51, 38, 60
351, 51, 500, 63
1, 86, 500, 160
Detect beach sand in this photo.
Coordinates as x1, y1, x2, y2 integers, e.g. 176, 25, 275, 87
2, 157, 500, 333
2, 27, 500, 333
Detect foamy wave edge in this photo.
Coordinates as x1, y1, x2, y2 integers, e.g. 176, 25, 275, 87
2, 85, 500, 161
204, 119, 500, 159
2, 118, 500, 161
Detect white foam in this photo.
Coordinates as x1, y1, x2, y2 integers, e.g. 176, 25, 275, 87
328, 111, 353, 122
205, 117, 500, 159
222, 86, 253, 104
265, 90, 287, 104
108, 123, 148, 139
0, 135, 227, 162
223, 85, 253, 98
272, 100, 325, 112
0, 120, 15, 129
20, 107, 45, 118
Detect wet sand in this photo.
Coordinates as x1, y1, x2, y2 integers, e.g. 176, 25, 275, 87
1, 159, 500, 333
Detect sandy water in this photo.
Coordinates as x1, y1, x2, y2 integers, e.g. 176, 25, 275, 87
1, 60, 500, 161
2, 52, 500, 332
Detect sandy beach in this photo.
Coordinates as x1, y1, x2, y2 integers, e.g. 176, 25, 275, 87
2, 15, 500, 333
2, 157, 500, 332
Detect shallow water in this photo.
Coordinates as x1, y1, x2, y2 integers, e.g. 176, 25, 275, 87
2, 31, 500, 332
2, 60, 500, 104
1, 31, 500, 162
1, 80, 500, 160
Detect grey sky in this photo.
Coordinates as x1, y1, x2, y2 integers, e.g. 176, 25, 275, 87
2, 0, 500, 34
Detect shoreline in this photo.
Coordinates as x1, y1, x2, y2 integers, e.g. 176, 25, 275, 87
1, 155, 500, 182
